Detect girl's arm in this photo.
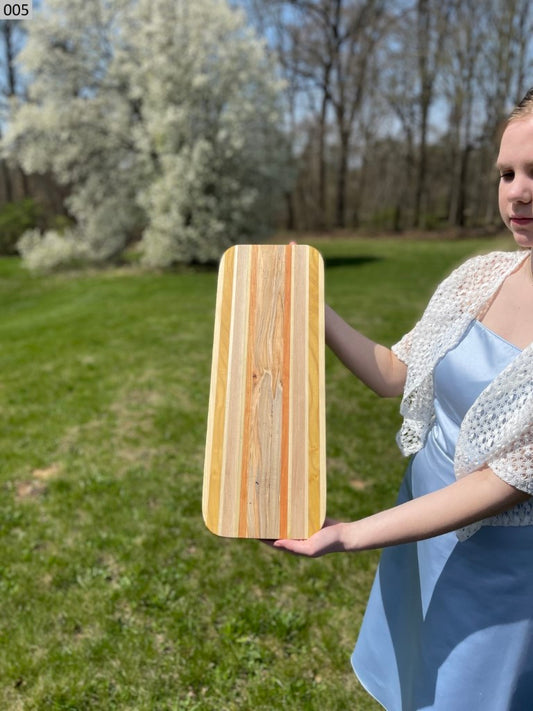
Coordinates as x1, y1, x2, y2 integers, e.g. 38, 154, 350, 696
325, 304, 407, 397
273, 466, 531, 557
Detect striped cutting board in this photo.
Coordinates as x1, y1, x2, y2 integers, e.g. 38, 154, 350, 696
203, 244, 326, 539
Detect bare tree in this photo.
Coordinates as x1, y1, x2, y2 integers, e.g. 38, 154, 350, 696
298, 0, 390, 229
329, 0, 390, 228
244, 0, 390, 230
439, 0, 487, 227
238, 0, 320, 229
474, 0, 533, 224
379, 7, 420, 230
235, 0, 533, 233
412, 0, 451, 227
0, 20, 28, 202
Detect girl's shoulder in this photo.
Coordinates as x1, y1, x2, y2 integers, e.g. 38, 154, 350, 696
454, 249, 524, 272
437, 250, 526, 294
457, 249, 525, 273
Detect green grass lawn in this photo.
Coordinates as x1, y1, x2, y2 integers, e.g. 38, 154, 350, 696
0, 234, 513, 710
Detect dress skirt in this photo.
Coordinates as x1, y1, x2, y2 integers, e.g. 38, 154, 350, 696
351, 320, 533, 710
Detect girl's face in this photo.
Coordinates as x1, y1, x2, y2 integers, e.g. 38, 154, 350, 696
497, 117, 533, 249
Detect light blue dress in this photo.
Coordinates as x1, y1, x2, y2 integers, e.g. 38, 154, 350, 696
352, 320, 533, 711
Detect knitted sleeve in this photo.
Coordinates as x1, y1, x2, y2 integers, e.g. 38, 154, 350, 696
454, 344, 533, 492
489, 435, 533, 494
391, 328, 413, 366
455, 431, 533, 542
391, 251, 529, 457
453, 342, 533, 540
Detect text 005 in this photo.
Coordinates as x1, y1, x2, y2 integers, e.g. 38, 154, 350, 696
0, 2, 32, 19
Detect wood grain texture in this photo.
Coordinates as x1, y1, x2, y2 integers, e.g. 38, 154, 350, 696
203, 244, 326, 539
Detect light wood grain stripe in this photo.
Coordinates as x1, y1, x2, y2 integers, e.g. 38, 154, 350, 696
259, 246, 284, 537
288, 246, 308, 538
203, 246, 235, 533
220, 246, 252, 536
307, 247, 321, 535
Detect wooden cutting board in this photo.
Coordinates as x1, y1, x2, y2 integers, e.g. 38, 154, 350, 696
203, 244, 326, 539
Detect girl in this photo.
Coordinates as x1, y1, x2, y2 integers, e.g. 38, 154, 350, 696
274, 91, 533, 709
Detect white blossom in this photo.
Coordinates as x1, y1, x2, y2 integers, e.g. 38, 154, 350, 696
5, 0, 289, 270
17, 228, 90, 271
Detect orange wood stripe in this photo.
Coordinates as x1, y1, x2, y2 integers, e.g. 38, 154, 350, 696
279, 245, 293, 539
307, 247, 322, 535
204, 246, 235, 533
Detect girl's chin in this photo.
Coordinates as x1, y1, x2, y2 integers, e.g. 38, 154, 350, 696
510, 229, 533, 249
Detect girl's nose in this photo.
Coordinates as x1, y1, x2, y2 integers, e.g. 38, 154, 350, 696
508, 175, 533, 203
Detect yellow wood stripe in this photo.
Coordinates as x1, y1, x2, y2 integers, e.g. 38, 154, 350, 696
203, 246, 235, 533
318, 255, 326, 525
307, 247, 322, 535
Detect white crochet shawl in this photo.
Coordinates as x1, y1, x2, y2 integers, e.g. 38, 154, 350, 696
391, 249, 533, 540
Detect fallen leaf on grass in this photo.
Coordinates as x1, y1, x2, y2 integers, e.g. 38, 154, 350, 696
16, 480, 47, 499
32, 463, 61, 481
16, 463, 62, 500
349, 479, 369, 491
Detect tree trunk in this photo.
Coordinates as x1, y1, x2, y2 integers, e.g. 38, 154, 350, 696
317, 88, 329, 230
0, 159, 13, 202
285, 189, 295, 230
335, 127, 349, 228
454, 143, 472, 227
414, 0, 431, 228
414, 106, 428, 228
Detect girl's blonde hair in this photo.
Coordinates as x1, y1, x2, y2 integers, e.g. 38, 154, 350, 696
507, 88, 533, 124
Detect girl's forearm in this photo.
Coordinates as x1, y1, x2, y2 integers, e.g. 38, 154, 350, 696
274, 467, 531, 557
340, 467, 531, 552
325, 305, 406, 397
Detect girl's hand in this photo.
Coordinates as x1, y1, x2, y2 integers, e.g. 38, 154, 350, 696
272, 518, 346, 557
271, 467, 531, 557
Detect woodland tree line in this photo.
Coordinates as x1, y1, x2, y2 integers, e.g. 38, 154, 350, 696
240, 0, 533, 232
0, 0, 532, 267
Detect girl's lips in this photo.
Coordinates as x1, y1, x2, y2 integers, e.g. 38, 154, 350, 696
510, 217, 533, 224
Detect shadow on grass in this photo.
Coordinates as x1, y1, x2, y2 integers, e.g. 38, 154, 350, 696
324, 255, 383, 269
164, 253, 384, 274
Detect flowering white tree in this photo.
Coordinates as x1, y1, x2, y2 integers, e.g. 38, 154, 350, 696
5, 0, 289, 269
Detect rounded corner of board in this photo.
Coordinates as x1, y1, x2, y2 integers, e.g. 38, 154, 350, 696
202, 520, 242, 540
219, 245, 237, 264
302, 244, 324, 262
202, 513, 221, 537
308, 505, 327, 538
201, 497, 218, 536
